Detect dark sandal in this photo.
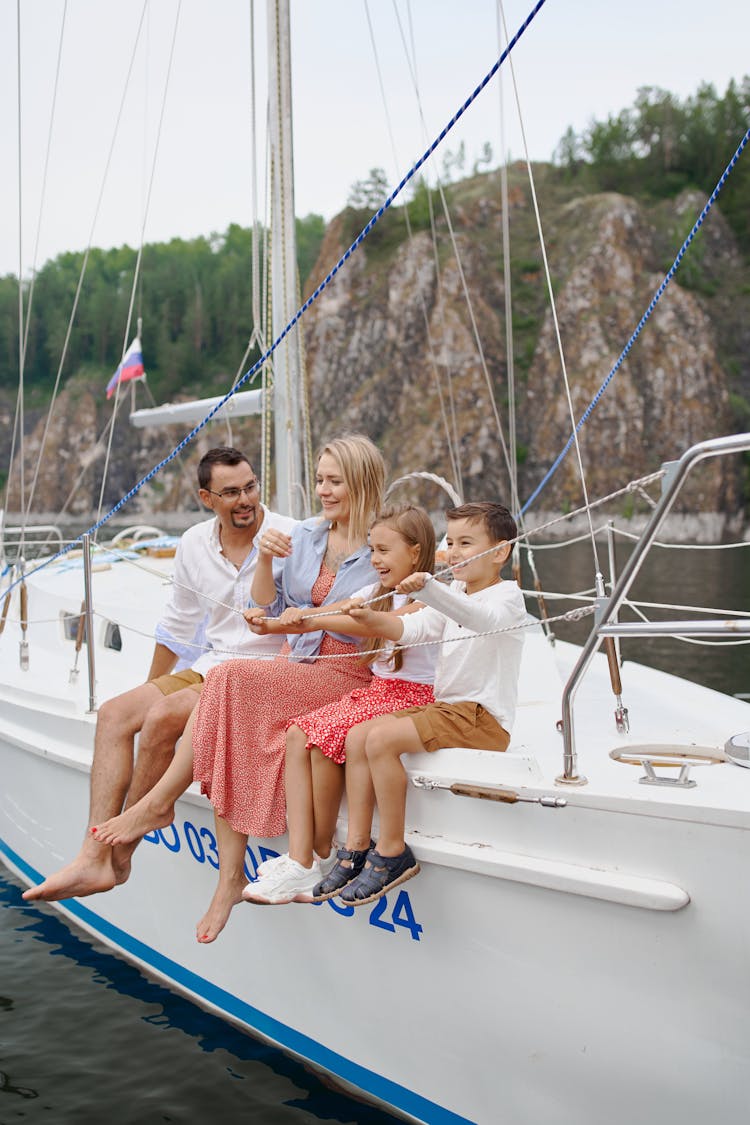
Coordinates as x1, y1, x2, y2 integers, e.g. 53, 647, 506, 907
310, 841, 374, 901
339, 846, 420, 907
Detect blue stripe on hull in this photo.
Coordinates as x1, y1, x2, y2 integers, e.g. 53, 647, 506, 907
1, 836, 473, 1125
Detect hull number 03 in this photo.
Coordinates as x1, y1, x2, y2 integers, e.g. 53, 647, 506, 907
144, 818, 423, 942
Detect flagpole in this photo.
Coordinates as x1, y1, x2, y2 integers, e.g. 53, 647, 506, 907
132, 316, 142, 413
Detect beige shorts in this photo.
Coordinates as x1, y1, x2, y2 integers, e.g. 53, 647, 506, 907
393, 700, 509, 754
151, 669, 204, 696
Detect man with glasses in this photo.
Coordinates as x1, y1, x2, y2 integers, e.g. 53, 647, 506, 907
24, 446, 296, 903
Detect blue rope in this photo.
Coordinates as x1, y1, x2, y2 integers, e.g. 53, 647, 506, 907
520, 126, 750, 516
3, 0, 549, 597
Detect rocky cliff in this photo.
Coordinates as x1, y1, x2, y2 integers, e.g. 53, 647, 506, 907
303, 170, 747, 526
4, 166, 748, 533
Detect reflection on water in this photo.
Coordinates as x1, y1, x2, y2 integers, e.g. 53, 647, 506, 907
0, 872, 398, 1125
521, 536, 749, 698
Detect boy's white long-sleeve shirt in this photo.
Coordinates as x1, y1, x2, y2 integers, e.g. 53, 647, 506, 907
397, 578, 527, 733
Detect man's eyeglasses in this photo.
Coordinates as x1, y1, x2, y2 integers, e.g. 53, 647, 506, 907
205, 479, 260, 501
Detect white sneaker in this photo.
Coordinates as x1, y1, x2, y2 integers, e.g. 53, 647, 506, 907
255, 852, 285, 877
256, 849, 332, 878
242, 854, 321, 904
250, 849, 334, 896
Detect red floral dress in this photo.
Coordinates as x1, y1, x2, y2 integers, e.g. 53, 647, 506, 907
192, 563, 370, 837
291, 677, 434, 765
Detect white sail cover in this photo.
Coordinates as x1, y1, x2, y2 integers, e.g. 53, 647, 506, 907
129, 389, 263, 428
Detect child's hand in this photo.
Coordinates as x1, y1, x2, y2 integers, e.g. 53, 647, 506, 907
337, 596, 365, 614
346, 604, 382, 628
256, 528, 293, 560
348, 607, 377, 625
396, 571, 430, 595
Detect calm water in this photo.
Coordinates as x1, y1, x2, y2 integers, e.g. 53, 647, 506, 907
521, 537, 750, 698
0, 872, 398, 1125
1, 538, 747, 1123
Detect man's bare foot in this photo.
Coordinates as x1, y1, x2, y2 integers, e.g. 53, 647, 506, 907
111, 845, 134, 886
22, 850, 118, 902
196, 875, 247, 944
91, 796, 175, 847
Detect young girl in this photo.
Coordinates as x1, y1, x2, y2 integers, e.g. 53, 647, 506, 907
244, 505, 437, 904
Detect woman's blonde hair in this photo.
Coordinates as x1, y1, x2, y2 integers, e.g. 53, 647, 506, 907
361, 505, 436, 671
317, 433, 385, 548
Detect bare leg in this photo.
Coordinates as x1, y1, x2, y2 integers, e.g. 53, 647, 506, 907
93, 703, 200, 847
341, 723, 377, 851
285, 725, 315, 868
309, 749, 343, 859
123, 687, 200, 809
22, 681, 164, 902
196, 814, 249, 943
364, 715, 424, 856
297, 723, 382, 903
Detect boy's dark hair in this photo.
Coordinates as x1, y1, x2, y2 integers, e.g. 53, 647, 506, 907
446, 502, 517, 556
197, 447, 252, 490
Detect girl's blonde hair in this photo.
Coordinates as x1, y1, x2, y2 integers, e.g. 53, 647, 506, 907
361, 505, 436, 671
317, 433, 385, 548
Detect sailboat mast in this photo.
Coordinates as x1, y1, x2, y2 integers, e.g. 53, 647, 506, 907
267, 0, 306, 518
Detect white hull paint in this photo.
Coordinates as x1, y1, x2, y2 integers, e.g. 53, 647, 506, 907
2, 553, 750, 1124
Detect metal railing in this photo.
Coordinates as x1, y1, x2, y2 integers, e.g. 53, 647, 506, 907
558, 432, 750, 784
1, 523, 64, 564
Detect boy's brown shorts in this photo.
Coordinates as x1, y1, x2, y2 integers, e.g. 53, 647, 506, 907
151, 669, 204, 696
392, 700, 509, 753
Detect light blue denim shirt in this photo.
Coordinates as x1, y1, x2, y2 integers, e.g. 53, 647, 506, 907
248, 516, 378, 660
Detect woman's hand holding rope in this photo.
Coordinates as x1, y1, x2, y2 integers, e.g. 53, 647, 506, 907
244, 605, 305, 635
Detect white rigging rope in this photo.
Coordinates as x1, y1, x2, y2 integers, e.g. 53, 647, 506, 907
16, 1, 150, 536
11, 0, 26, 543
20, 1, 67, 383
392, 1, 517, 502
491, 0, 553, 628
364, 0, 463, 496
495, 2, 602, 578
261, 109, 273, 508
4, 466, 746, 659
6, 0, 66, 534
4, 599, 595, 662
399, 0, 463, 492
620, 596, 750, 647
611, 527, 750, 550
226, 0, 267, 409
248, 0, 265, 360
97, 0, 183, 529
495, 1, 520, 519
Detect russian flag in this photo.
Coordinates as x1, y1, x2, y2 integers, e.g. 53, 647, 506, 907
106, 336, 146, 399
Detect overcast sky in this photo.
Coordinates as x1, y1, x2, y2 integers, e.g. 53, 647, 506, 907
1, 0, 748, 279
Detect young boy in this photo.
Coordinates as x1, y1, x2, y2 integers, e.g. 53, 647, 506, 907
337, 502, 527, 905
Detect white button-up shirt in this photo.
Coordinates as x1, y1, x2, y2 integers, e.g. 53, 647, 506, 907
154, 505, 297, 676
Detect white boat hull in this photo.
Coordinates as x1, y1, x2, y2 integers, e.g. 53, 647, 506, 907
2, 557, 750, 1123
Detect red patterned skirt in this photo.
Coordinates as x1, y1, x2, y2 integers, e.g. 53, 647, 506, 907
192, 636, 370, 838
291, 676, 435, 765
